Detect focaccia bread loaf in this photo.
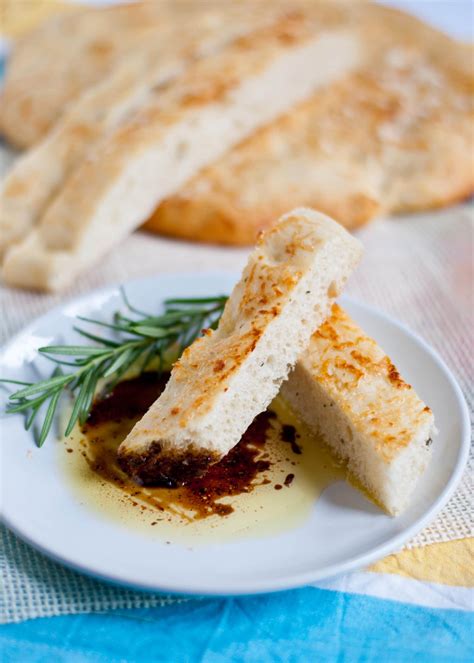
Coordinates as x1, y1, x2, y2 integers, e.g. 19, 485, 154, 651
281, 304, 436, 515
117, 208, 362, 486
2, 12, 360, 291
145, 5, 473, 244
0, 1, 295, 261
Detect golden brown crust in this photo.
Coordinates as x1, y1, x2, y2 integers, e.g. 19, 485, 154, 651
146, 4, 473, 245
308, 304, 434, 460
144, 177, 379, 246
168, 218, 317, 426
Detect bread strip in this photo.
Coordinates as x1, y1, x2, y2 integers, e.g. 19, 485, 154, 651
0, 3, 290, 261
281, 304, 435, 515
2, 15, 360, 291
117, 208, 362, 485
0, 1, 181, 148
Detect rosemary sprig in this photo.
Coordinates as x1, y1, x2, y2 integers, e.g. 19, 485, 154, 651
1, 289, 228, 447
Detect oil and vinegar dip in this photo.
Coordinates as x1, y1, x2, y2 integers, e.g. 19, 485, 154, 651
61, 372, 344, 543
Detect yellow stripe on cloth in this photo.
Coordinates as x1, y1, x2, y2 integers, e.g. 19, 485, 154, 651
370, 538, 474, 587
0, 1, 68, 39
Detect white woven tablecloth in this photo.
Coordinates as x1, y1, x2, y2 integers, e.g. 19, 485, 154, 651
1, 204, 472, 623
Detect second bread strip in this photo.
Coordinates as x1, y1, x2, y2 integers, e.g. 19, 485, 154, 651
117, 207, 362, 486
281, 304, 435, 515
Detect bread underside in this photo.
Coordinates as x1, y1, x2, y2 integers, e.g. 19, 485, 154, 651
117, 208, 362, 486
147, 5, 474, 244
280, 304, 435, 515
1, 13, 360, 291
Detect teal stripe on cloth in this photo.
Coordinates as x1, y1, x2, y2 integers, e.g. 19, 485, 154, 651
1, 587, 473, 663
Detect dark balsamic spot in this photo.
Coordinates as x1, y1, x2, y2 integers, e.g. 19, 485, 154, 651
280, 424, 302, 455
284, 473, 295, 487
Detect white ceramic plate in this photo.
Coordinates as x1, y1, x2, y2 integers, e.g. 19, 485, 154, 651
0, 273, 470, 595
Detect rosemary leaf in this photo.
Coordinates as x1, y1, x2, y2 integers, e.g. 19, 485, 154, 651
119, 286, 150, 316
39, 345, 109, 357
103, 347, 135, 378
107, 346, 146, 388
164, 296, 227, 305
132, 325, 180, 339
37, 389, 62, 448
73, 327, 120, 347
25, 406, 40, 431
76, 317, 139, 335
79, 369, 101, 426
139, 343, 160, 374
7, 378, 71, 414
65, 370, 95, 436
0, 378, 33, 387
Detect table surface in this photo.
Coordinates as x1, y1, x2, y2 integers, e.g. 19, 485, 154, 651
0, 2, 472, 661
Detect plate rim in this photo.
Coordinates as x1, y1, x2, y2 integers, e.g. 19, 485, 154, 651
0, 272, 471, 596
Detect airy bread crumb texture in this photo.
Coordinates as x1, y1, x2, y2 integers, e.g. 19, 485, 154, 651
281, 304, 436, 515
